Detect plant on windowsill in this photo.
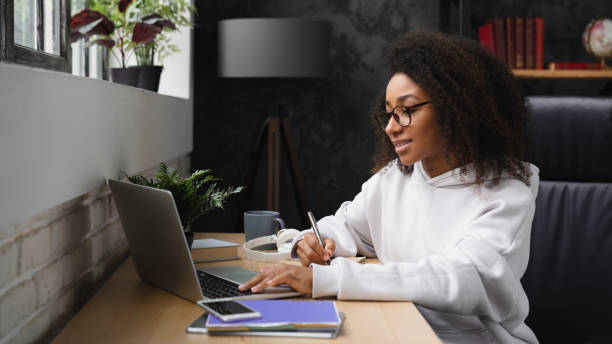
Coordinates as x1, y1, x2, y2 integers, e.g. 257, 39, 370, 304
71, 0, 139, 86
127, 0, 197, 91
122, 163, 244, 248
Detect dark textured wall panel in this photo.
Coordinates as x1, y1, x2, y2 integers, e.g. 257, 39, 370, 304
192, 0, 439, 231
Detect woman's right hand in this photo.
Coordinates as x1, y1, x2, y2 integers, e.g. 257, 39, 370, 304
295, 233, 336, 266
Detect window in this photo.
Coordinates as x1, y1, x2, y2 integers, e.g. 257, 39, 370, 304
0, 0, 71, 72
70, 0, 107, 79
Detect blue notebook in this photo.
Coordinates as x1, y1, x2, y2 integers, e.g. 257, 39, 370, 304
205, 300, 340, 330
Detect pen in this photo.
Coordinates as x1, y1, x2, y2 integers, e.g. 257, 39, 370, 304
307, 211, 331, 265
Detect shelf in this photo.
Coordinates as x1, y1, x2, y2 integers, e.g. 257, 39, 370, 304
512, 69, 612, 79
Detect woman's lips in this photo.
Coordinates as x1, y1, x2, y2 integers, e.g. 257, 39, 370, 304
394, 139, 413, 153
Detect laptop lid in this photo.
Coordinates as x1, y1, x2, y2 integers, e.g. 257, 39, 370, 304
108, 179, 205, 303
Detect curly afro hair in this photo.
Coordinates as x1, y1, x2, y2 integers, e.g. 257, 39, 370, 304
371, 29, 531, 187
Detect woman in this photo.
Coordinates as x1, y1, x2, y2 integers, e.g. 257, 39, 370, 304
239, 29, 539, 344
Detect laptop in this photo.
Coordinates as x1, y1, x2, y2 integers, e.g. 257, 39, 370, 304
108, 179, 302, 303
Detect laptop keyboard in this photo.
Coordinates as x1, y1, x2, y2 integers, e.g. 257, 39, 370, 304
197, 270, 254, 299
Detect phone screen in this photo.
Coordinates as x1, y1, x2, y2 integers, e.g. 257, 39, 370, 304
203, 301, 255, 315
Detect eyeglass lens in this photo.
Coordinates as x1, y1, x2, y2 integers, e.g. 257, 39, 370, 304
377, 107, 411, 129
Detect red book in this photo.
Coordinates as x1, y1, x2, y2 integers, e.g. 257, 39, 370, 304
525, 18, 535, 69
487, 18, 506, 64
548, 62, 602, 70
535, 18, 545, 70
478, 24, 495, 54
505, 18, 515, 69
515, 17, 524, 69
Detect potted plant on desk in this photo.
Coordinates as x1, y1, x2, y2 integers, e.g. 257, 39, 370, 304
123, 163, 244, 248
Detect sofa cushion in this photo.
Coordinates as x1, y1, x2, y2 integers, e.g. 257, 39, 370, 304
522, 181, 612, 343
526, 97, 612, 182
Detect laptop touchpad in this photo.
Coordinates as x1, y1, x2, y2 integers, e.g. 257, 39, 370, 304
199, 266, 257, 284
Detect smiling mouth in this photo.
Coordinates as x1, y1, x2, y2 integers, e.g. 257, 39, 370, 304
394, 140, 413, 148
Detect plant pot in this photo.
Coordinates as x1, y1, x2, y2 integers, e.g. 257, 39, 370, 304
130, 65, 163, 92
111, 67, 140, 87
184, 231, 194, 250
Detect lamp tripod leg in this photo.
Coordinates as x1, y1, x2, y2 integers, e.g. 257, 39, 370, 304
267, 117, 281, 211
232, 115, 310, 231
280, 117, 310, 227
232, 118, 269, 232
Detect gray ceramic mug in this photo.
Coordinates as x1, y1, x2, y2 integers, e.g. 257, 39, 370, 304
243, 210, 286, 242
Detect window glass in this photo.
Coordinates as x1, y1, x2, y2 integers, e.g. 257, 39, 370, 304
43, 0, 61, 55
14, 0, 37, 49
70, 0, 106, 78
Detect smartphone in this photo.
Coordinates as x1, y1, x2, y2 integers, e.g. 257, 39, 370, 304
197, 300, 262, 322
186, 313, 208, 334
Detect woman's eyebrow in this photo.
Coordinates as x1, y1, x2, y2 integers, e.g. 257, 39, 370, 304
396, 94, 420, 103
384, 94, 420, 106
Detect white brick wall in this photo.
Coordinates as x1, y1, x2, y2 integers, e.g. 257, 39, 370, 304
19, 227, 51, 274
0, 243, 18, 289
0, 280, 36, 337
0, 155, 190, 344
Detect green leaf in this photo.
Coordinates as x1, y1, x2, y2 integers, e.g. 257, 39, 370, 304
122, 162, 244, 229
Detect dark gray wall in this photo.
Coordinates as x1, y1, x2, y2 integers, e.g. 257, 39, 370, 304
192, 0, 440, 231
191, 0, 610, 232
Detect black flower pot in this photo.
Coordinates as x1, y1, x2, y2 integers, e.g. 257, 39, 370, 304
130, 65, 163, 92
111, 67, 140, 87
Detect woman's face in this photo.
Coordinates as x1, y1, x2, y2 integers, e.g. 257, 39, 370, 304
384, 72, 451, 177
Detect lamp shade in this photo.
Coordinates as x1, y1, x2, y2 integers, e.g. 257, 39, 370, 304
218, 18, 330, 78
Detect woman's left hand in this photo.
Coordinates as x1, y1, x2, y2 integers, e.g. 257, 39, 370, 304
238, 264, 313, 294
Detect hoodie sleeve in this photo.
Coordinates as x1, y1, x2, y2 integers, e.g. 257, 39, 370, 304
290, 175, 378, 258
312, 181, 536, 327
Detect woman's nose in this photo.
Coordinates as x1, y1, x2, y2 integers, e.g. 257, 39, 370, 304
385, 115, 402, 136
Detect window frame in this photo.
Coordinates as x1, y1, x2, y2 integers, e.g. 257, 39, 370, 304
1, 0, 71, 72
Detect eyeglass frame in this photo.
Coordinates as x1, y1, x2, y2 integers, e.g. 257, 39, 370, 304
375, 100, 432, 129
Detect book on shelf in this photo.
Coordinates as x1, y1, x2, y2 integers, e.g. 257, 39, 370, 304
481, 16, 545, 70
478, 23, 495, 55
548, 62, 602, 70
525, 18, 535, 69
489, 18, 507, 64
505, 17, 515, 69
535, 18, 545, 70
515, 17, 525, 69
190, 238, 240, 262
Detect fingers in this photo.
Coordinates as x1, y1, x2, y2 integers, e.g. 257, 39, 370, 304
239, 265, 313, 294
304, 233, 329, 259
238, 265, 288, 293
251, 274, 276, 293
324, 238, 336, 257
296, 247, 311, 267
267, 272, 297, 289
298, 239, 326, 265
238, 272, 266, 291
265, 265, 313, 294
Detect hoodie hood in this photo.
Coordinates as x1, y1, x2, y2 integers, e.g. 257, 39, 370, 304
413, 160, 540, 196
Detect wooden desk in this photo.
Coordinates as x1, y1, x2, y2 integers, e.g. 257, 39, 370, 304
53, 233, 440, 344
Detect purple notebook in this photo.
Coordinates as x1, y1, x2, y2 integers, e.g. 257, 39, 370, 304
205, 300, 340, 328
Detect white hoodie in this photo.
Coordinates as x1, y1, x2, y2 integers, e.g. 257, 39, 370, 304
291, 160, 540, 344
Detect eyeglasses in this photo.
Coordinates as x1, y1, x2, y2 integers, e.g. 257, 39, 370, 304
374, 100, 432, 129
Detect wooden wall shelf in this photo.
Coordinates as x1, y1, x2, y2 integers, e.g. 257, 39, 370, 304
513, 69, 612, 79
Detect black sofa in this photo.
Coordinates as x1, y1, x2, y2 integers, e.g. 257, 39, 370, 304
522, 96, 612, 343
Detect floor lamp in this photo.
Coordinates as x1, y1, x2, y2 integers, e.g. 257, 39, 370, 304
218, 18, 330, 227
